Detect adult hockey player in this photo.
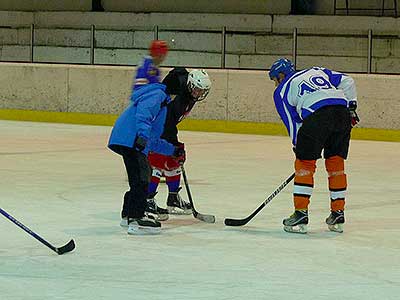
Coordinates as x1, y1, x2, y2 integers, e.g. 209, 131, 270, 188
108, 82, 185, 235
146, 68, 212, 218
268, 58, 359, 234
133, 40, 168, 90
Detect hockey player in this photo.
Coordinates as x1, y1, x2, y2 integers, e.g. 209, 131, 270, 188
108, 82, 185, 235
146, 68, 212, 218
133, 40, 168, 90
268, 58, 359, 234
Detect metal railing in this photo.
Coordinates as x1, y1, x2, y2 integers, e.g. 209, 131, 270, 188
334, 0, 398, 17
1, 23, 399, 74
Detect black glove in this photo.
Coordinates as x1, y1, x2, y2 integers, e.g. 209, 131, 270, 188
134, 136, 147, 152
173, 143, 186, 164
349, 101, 359, 127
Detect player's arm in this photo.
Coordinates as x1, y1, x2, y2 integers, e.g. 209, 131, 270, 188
147, 138, 175, 156
322, 68, 357, 103
273, 89, 301, 146
322, 68, 359, 126
134, 92, 175, 155
134, 58, 152, 88
134, 91, 164, 150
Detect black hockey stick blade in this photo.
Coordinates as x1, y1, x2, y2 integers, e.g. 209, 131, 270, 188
224, 214, 254, 227
224, 173, 295, 227
0, 207, 76, 255
181, 165, 216, 223
56, 239, 76, 255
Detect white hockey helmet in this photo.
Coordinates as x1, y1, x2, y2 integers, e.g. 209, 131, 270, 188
187, 69, 212, 101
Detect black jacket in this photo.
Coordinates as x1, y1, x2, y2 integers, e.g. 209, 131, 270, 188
161, 68, 196, 145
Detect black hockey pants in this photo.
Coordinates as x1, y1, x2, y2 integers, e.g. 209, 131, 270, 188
119, 146, 151, 219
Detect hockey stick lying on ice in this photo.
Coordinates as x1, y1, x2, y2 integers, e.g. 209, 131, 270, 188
224, 173, 295, 226
0, 207, 75, 255
181, 165, 216, 223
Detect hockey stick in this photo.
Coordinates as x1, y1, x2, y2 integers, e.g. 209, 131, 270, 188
0, 207, 75, 255
224, 173, 295, 226
181, 165, 216, 223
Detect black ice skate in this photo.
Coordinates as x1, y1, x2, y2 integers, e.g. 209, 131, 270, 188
167, 187, 192, 215
283, 210, 308, 234
146, 192, 169, 221
325, 210, 345, 233
127, 215, 161, 235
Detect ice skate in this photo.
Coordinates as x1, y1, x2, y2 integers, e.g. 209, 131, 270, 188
167, 187, 192, 215
127, 215, 161, 235
326, 210, 345, 233
146, 192, 169, 221
283, 210, 308, 234
120, 217, 128, 228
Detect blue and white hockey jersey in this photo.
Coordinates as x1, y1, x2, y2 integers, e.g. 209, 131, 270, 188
132, 56, 161, 92
273, 67, 357, 146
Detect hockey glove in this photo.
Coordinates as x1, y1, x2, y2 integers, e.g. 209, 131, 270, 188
349, 101, 360, 127
175, 142, 185, 150
134, 136, 147, 152
173, 143, 186, 164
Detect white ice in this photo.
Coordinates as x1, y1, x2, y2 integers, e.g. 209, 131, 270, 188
0, 120, 399, 300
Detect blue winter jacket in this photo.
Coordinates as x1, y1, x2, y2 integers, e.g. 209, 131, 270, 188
108, 83, 175, 156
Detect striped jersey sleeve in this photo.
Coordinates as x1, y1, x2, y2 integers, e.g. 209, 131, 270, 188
273, 67, 357, 146
133, 56, 161, 91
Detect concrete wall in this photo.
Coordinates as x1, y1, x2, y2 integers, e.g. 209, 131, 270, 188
1, 12, 400, 73
272, 15, 400, 35
0, 1, 92, 11
2, 11, 399, 33
1, 29, 399, 73
0, 0, 395, 16
0, 1, 290, 14
0, 11, 272, 31
0, 63, 399, 130
102, 0, 291, 14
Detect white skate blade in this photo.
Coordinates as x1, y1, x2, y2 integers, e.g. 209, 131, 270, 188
120, 218, 128, 228
156, 213, 169, 221
328, 223, 343, 233
167, 206, 192, 215
146, 212, 169, 222
284, 224, 308, 234
127, 224, 161, 235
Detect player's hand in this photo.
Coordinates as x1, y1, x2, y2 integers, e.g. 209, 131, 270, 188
176, 142, 185, 150
349, 101, 359, 127
350, 110, 359, 127
134, 136, 147, 152
173, 143, 186, 164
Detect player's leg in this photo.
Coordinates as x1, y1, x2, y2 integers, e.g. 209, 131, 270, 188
163, 157, 192, 215
120, 191, 131, 227
146, 153, 170, 221
148, 168, 162, 197
283, 158, 316, 234
323, 106, 352, 233
284, 108, 328, 233
146, 168, 169, 221
166, 178, 192, 215
324, 156, 346, 233
120, 147, 161, 234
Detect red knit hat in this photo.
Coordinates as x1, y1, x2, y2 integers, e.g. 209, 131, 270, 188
149, 40, 168, 57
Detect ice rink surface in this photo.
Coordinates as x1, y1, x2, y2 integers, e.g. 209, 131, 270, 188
0, 120, 399, 300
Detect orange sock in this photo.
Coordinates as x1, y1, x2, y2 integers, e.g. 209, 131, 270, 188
293, 159, 316, 210
325, 156, 346, 211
